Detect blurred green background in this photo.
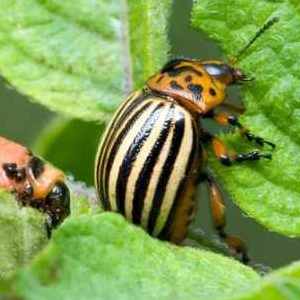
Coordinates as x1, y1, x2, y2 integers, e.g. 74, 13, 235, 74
0, 0, 299, 268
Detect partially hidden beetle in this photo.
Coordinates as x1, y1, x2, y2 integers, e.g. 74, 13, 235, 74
0, 136, 70, 233
95, 18, 278, 263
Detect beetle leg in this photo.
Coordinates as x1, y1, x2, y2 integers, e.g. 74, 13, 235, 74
212, 136, 272, 166
207, 175, 250, 264
213, 112, 276, 149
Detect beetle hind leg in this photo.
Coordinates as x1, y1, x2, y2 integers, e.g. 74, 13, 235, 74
207, 175, 250, 264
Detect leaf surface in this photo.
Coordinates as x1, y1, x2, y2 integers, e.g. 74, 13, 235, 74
0, 186, 95, 280
192, 0, 300, 236
0, 190, 47, 280
232, 261, 300, 300
10, 213, 259, 300
0, 0, 171, 121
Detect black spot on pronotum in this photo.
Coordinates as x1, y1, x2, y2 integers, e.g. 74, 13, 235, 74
209, 88, 217, 96
167, 67, 204, 78
161, 59, 183, 73
156, 75, 164, 83
187, 84, 203, 101
170, 80, 184, 90
161, 60, 204, 78
185, 75, 192, 82
2, 163, 26, 182
28, 156, 45, 179
2, 163, 18, 179
15, 168, 26, 182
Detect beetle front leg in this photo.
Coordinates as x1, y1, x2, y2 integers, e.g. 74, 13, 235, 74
212, 136, 272, 166
213, 112, 276, 149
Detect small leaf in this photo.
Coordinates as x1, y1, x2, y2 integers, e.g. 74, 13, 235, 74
34, 118, 104, 185
8, 213, 259, 300
192, 0, 300, 236
232, 261, 300, 300
0, 190, 48, 280
128, 1, 172, 88
0, 0, 171, 121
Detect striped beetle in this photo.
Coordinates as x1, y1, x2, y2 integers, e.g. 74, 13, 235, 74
95, 18, 278, 263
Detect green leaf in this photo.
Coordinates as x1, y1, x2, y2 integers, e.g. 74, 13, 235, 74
232, 261, 300, 300
128, 1, 172, 89
0, 0, 171, 121
9, 213, 259, 300
0, 190, 48, 280
192, 0, 300, 236
34, 118, 104, 185
0, 184, 96, 280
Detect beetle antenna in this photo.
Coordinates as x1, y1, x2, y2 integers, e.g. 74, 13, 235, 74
232, 16, 279, 64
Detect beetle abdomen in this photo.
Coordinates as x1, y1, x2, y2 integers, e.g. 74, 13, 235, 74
95, 91, 201, 242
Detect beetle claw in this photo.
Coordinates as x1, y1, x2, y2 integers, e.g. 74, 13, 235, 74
244, 132, 276, 150
235, 150, 272, 162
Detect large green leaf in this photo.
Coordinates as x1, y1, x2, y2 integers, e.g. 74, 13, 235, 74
8, 213, 259, 300
192, 0, 300, 237
0, 190, 47, 280
232, 262, 300, 300
34, 118, 104, 185
0, 186, 96, 280
0, 0, 171, 121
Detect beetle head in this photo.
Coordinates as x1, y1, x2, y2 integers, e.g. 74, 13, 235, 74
201, 60, 252, 85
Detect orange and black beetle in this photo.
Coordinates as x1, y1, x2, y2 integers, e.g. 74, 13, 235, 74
0, 136, 70, 232
95, 18, 278, 263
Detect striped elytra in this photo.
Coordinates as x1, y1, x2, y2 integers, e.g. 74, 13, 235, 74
95, 89, 203, 243
95, 57, 259, 245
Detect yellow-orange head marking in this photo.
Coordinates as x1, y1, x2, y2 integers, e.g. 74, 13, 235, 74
147, 59, 248, 115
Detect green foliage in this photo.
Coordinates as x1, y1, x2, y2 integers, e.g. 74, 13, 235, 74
1, 0, 300, 299
128, 1, 171, 88
0, 0, 171, 121
2, 190, 300, 300
34, 118, 104, 185
0, 187, 95, 280
0, 190, 47, 280
232, 262, 300, 300
10, 213, 259, 300
192, 0, 300, 237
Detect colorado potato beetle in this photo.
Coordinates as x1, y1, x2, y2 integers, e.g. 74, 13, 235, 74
95, 18, 278, 263
0, 136, 70, 233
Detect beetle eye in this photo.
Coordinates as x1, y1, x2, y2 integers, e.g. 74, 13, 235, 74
202, 63, 231, 77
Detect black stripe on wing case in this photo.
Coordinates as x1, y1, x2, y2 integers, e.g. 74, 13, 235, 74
102, 101, 152, 210
115, 104, 163, 214
97, 92, 146, 196
147, 112, 185, 234
131, 104, 175, 225
158, 120, 198, 240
